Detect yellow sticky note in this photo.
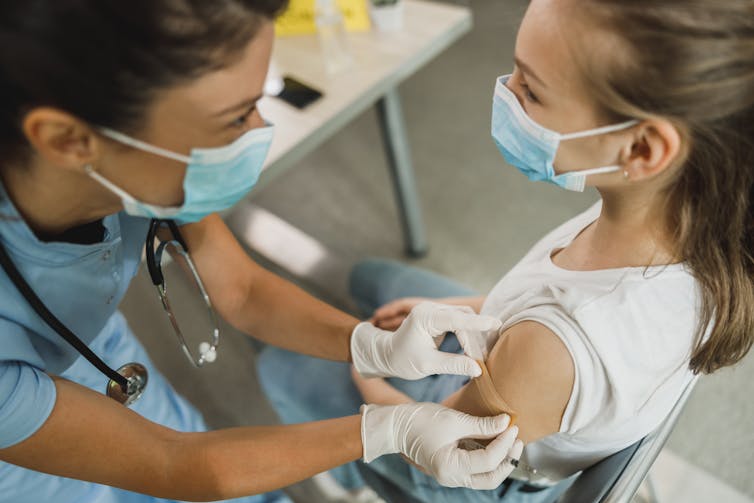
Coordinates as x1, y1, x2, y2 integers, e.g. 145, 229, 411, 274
275, 0, 372, 36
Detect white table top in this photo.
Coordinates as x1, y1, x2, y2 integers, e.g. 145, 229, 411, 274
256, 0, 472, 189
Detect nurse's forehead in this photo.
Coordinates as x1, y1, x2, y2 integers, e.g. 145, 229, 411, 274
158, 23, 273, 118
516, 0, 583, 92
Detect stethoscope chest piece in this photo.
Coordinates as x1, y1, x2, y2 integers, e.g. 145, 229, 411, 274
106, 362, 149, 407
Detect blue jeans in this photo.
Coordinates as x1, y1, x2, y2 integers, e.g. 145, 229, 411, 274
257, 259, 573, 503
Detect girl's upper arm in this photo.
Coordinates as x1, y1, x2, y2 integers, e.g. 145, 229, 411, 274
443, 320, 575, 443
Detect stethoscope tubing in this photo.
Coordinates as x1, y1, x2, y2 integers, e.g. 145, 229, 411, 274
0, 237, 130, 391
0, 218, 190, 401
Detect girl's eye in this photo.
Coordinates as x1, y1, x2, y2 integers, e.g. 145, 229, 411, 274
521, 83, 539, 104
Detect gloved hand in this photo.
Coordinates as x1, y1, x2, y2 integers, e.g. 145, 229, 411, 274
350, 301, 502, 379
360, 402, 523, 490
454, 325, 502, 361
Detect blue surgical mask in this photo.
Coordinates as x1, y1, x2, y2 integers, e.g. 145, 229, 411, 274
491, 74, 638, 192
87, 124, 275, 223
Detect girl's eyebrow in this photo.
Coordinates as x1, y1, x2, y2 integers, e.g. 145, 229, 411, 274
514, 57, 547, 89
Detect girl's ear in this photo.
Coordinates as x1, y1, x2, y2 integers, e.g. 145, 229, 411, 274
22, 108, 100, 173
622, 118, 682, 182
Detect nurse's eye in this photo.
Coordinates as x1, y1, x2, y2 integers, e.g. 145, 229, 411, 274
521, 83, 540, 104
229, 105, 256, 129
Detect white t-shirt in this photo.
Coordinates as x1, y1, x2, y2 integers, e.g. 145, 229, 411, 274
481, 201, 700, 481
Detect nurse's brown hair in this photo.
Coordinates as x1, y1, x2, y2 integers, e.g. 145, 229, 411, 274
0, 0, 288, 164
572, 0, 754, 374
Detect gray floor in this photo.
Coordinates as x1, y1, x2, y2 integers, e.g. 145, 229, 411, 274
121, 0, 753, 498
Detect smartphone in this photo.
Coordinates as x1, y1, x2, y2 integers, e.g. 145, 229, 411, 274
276, 76, 324, 110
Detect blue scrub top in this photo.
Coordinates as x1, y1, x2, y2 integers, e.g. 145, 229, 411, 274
0, 182, 149, 448
0, 184, 291, 503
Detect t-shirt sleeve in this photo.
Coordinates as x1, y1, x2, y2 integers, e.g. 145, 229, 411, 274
502, 301, 601, 435
0, 361, 57, 449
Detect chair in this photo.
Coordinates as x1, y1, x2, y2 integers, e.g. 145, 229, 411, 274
557, 376, 699, 503
355, 377, 698, 503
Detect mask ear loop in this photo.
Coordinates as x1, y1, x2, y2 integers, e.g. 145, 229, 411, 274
558, 120, 640, 141
555, 164, 625, 192
85, 165, 140, 205
558, 120, 641, 188
98, 128, 192, 164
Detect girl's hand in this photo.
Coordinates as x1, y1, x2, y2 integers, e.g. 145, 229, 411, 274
370, 297, 428, 331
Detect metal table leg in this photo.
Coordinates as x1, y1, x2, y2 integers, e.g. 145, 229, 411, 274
376, 88, 429, 257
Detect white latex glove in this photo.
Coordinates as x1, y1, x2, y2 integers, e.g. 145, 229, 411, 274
360, 402, 524, 490
454, 325, 503, 361
350, 301, 502, 379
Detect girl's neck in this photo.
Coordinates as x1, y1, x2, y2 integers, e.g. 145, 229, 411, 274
554, 186, 676, 271
1, 159, 121, 238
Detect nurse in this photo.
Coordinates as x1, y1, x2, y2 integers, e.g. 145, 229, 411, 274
0, 1, 523, 502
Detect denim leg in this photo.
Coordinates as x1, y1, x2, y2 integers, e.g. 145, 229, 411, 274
398, 464, 575, 503
349, 258, 476, 317
257, 347, 362, 424
256, 346, 367, 490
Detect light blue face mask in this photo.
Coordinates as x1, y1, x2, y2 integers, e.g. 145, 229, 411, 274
87, 124, 275, 223
491, 74, 638, 192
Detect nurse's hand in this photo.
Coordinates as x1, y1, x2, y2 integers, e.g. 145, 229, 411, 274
350, 301, 501, 379
360, 402, 523, 490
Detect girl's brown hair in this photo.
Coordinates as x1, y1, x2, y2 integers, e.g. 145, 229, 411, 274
570, 0, 754, 374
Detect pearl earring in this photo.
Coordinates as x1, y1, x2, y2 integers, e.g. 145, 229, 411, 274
623, 170, 630, 180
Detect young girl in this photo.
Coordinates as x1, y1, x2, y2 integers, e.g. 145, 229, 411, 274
258, 0, 754, 501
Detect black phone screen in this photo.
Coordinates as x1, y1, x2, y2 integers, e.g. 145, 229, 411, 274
277, 76, 324, 110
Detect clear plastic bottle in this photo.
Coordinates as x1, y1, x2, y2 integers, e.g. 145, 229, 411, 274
316, 0, 353, 75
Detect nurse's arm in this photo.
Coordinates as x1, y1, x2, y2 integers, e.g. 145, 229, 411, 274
172, 214, 358, 362
0, 377, 362, 501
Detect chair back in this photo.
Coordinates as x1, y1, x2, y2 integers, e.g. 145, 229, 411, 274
558, 376, 699, 503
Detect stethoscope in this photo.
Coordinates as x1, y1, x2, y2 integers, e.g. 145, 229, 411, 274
0, 219, 219, 407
